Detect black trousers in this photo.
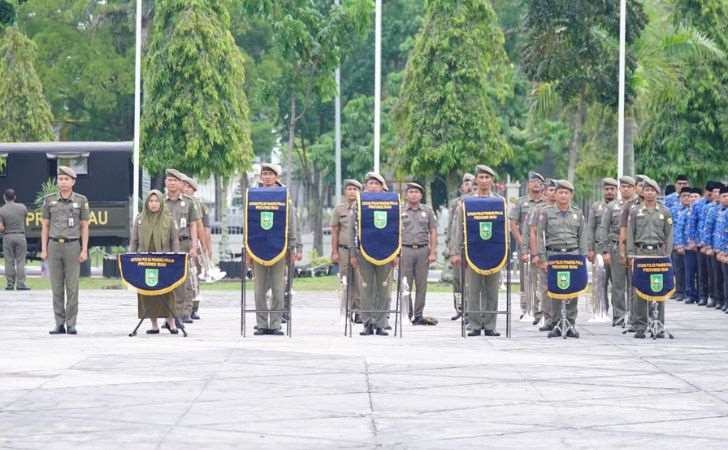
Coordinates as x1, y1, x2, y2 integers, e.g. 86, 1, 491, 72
697, 250, 710, 300
672, 250, 685, 298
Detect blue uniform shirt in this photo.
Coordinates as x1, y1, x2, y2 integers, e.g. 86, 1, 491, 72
702, 202, 720, 247
689, 197, 708, 244
664, 192, 678, 212
674, 205, 690, 247
715, 206, 728, 254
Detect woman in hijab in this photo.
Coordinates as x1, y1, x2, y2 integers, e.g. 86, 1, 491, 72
129, 190, 180, 334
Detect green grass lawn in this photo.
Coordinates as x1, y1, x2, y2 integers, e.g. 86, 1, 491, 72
13, 275, 522, 292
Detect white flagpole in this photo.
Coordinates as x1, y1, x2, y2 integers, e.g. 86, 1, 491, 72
617, 0, 626, 180
132, 0, 143, 215
335, 0, 342, 204
373, 0, 381, 173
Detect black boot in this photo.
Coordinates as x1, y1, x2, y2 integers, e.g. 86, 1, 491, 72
49, 325, 65, 335
360, 325, 374, 336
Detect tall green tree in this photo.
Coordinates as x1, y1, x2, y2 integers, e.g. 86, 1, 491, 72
0, 26, 54, 142
396, 0, 511, 192
142, 0, 252, 179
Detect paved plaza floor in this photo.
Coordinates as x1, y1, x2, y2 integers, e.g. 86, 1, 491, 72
2, 286, 728, 449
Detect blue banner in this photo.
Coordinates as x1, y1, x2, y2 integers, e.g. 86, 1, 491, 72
547, 254, 588, 300
632, 256, 675, 302
245, 187, 289, 266
118, 252, 188, 296
358, 192, 401, 265
463, 196, 508, 275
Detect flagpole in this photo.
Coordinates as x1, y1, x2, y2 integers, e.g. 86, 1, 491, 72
335, 0, 342, 204
132, 0, 142, 214
617, 0, 626, 180
373, 0, 381, 173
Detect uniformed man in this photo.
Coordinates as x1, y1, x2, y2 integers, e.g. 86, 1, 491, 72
587, 177, 617, 316
535, 179, 588, 338
671, 187, 692, 303
164, 169, 200, 324
446, 173, 474, 320
509, 171, 545, 321
619, 174, 646, 330
713, 186, 728, 312
450, 165, 504, 337
401, 182, 438, 325
701, 182, 725, 309
529, 178, 557, 330
626, 178, 672, 339
0, 189, 29, 290
684, 187, 702, 304
42, 166, 90, 335
597, 176, 635, 326
331, 179, 362, 323
249, 163, 302, 335
351, 172, 394, 336
664, 175, 689, 212
181, 174, 208, 320
689, 182, 717, 306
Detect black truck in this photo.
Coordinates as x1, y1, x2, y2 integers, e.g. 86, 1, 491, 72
0, 142, 133, 258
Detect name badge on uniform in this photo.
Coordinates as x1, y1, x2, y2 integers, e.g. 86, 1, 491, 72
72, 202, 79, 208
68, 217, 75, 227
180, 218, 187, 228
421, 212, 427, 218
181, 201, 186, 207
573, 214, 578, 220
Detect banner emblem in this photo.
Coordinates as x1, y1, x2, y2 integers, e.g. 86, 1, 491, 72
650, 274, 663, 293
463, 196, 508, 275
245, 187, 289, 266
358, 192, 401, 266
479, 222, 492, 240
145, 268, 159, 288
261, 211, 274, 230
374, 211, 388, 229
632, 256, 675, 302
557, 271, 570, 290
119, 252, 188, 296
547, 254, 588, 300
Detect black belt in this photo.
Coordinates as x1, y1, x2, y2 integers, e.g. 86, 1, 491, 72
179, 236, 191, 241
547, 246, 578, 253
636, 243, 662, 250
50, 237, 78, 243
403, 244, 428, 249
3, 232, 25, 235
338, 245, 351, 250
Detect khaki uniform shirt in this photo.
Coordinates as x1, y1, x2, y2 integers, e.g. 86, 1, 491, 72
510, 195, 543, 254
0, 201, 28, 234
331, 200, 356, 248
626, 204, 673, 257
402, 203, 436, 246
536, 205, 588, 259
42, 192, 90, 239
597, 199, 624, 253
165, 194, 201, 239
586, 200, 608, 252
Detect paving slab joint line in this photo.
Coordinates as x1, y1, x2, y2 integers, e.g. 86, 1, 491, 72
363, 358, 379, 442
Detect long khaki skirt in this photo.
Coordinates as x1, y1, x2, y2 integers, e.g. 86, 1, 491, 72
137, 293, 175, 319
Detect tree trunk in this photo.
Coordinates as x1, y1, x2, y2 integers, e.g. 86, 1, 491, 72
567, 98, 587, 183
218, 177, 229, 261
624, 113, 636, 176
311, 168, 324, 256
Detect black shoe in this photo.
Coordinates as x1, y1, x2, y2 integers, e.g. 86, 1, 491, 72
634, 330, 646, 339
66, 327, 77, 335
5, 285, 13, 290
539, 324, 554, 332
532, 318, 540, 326
451, 312, 462, 321
723, 303, 728, 312
483, 329, 500, 337
698, 298, 707, 306
16, 286, 30, 291
254, 328, 268, 335
674, 296, 684, 302
360, 325, 374, 336
182, 317, 193, 324
547, 329, 561, 338
375, 328, 388, 336
353, 313, 363, 324
146, 329, 160, 335
191, 312, 200, 320
656, 331, 665, 339
707, 298, 715, 307
467, 329, 482, 336
685, 298, 696, 304
384, 325, 392, 330
612, 317, 625, 327
169, 328, 179, 335
566, 329, 580, 338
412, 317, 425, 325
519, 313, 525, 320
270, 329, 285, 336
49, 325, 65, 335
